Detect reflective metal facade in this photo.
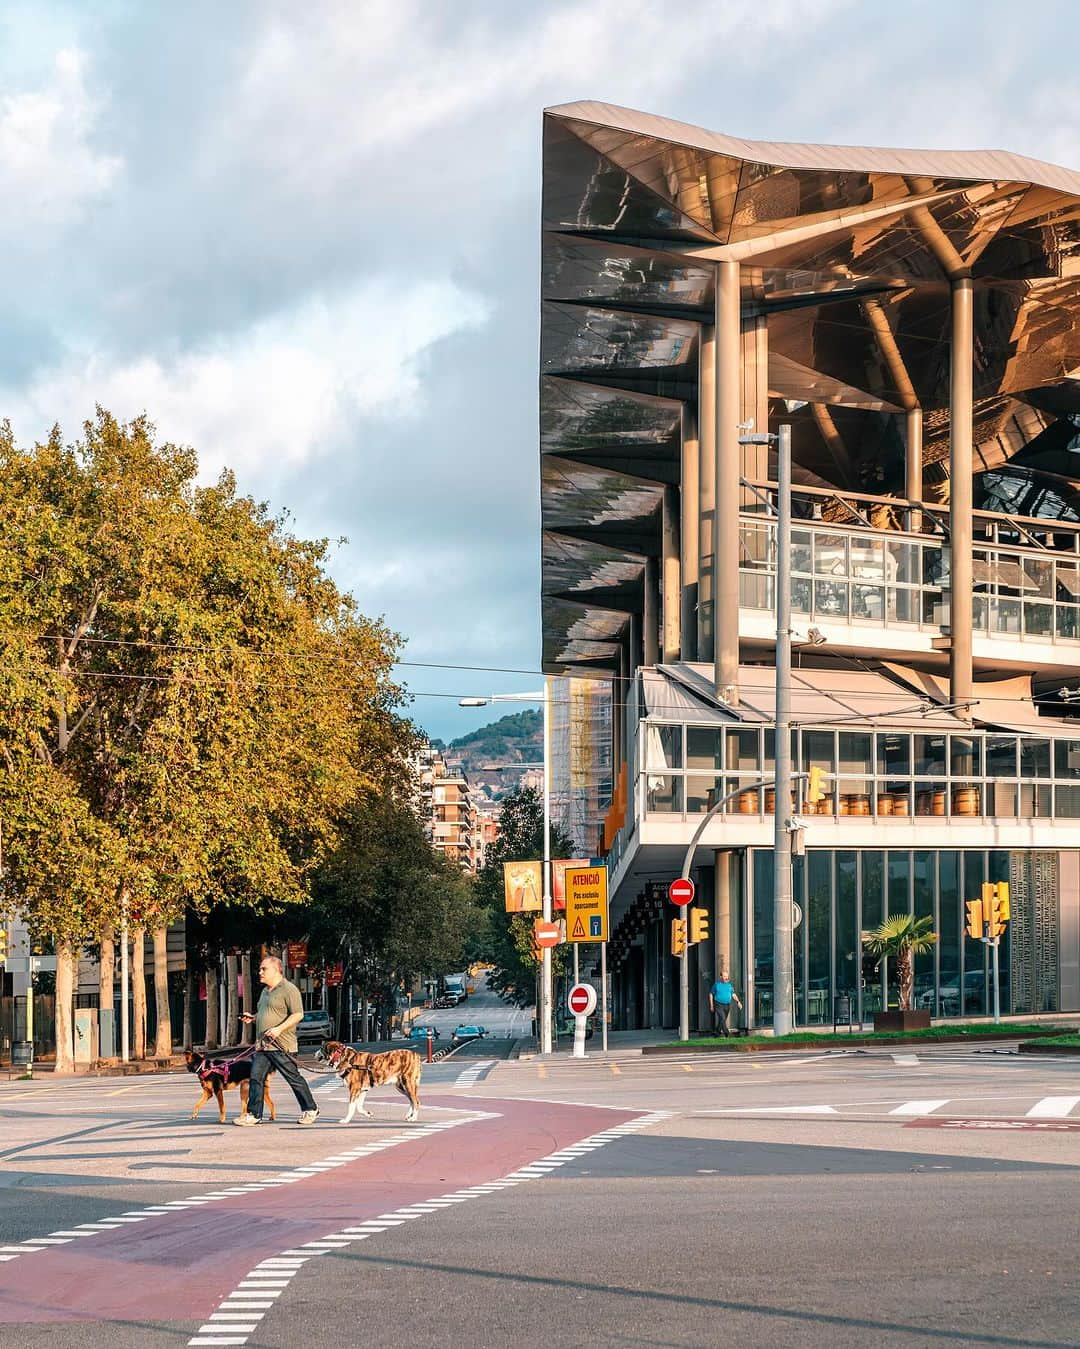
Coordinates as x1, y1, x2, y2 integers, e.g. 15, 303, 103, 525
540, 102, 1080, 675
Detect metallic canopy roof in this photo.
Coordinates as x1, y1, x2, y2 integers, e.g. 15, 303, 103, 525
541, 103, 1080, 674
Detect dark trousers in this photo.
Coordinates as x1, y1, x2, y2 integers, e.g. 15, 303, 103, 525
248, 1049, 316, 1119
712, 1002, 733, 1036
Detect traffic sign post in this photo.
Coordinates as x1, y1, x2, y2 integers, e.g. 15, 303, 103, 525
567, 982, 597, 1059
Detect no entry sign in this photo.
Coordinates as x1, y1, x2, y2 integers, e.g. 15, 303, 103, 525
533, 920, 562, 949
567, 982, 598, 1017
669, 878, 695, 906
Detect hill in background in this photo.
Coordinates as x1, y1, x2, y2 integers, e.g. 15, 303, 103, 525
432, 710, 543, 802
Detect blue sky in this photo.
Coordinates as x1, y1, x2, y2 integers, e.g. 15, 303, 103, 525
0, 0, 1076, 739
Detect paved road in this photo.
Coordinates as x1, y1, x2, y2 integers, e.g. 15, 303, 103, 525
0, 1043, 1076, 1344
408, 970, 531, 1043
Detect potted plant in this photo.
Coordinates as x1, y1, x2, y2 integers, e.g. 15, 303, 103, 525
864, 914, 938, 1032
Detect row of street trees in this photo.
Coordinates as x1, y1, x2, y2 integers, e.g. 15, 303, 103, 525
0, 410, 469, 1069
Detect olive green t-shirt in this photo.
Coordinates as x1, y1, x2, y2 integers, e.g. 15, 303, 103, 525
256, 978, 304, 1052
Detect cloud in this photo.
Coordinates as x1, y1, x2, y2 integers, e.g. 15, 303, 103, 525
0, 277, 490, 483
0, 47, 120, 239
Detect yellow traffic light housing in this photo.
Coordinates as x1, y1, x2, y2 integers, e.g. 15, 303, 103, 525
806, 765, 826, 804
688, 907, 710, 945
995, 881, 1010, 922
0, 926, 6, 962
671, 918, 687, 958
965, 898, 983, 941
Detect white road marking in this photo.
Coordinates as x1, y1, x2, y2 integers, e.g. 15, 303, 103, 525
703, 1104, 839, 1115
1025, 1096, 1080, 1118
888, 1099, 950, 1116
891, 1054, 920, 1065
454, 1059, 496, 1086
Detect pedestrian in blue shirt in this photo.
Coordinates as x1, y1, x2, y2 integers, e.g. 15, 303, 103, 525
709, 968, 743, 1037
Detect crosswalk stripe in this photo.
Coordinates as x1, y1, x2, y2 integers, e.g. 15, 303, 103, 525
889, 1099, 950, 1116
1025, 1096, 1080, 1119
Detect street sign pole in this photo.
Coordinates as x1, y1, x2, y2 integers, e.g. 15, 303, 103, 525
540, 676, 553, 1056
601, 941, 608, 1053
773, 423, 795, 1037
991, 935, 1001, 1024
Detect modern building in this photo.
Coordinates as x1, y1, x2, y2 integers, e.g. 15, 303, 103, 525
540, 101, 1080, 1030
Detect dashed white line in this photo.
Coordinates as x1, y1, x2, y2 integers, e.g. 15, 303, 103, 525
1026, 1095, 1080, 1118
888, 1099, 950, 1116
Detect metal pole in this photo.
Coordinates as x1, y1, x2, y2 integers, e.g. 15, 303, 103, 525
540, 676, 553, 1055
773, 423, 795, 1037
120, 895, 130, 1063
991, 936, 1001, 1025
573, 946, 579, 986
679, 930, 689, 1041
601, 941, 608, 1053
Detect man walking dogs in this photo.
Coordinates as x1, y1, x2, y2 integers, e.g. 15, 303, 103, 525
709, 968, 743, 1037
235, 955, 320, 1126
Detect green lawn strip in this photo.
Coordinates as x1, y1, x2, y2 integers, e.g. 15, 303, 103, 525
1018, 1034, 1080, 1054
645, 1024, 1075, 1053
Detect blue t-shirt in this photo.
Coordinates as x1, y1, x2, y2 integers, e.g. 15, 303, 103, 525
711, 980, 735, 1005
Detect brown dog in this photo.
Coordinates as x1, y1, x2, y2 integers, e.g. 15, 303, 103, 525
185, 1048, 276, 1123
322, 1040, 422, 1123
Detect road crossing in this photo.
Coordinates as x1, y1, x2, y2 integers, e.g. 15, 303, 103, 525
703, 1092, 1080, 1121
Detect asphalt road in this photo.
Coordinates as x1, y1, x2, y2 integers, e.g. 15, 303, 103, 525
408, 971, 531, 1043
0, 1042, 1076, 1345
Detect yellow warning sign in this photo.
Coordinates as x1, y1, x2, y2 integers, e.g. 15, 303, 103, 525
564, 865, 608, 943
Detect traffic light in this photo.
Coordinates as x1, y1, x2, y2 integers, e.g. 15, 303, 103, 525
0, 924, 6, 963
965, 898, 983, 941
806, 765, 826, 804
671, 918, 687, 958
986, 894, 1006, 940
995, 881, 1010, 922
688, 907, 710, 945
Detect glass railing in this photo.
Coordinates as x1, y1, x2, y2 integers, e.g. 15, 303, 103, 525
739, 518, 1080, 644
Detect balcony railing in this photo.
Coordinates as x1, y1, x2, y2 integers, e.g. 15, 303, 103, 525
739, 516, 1080, 645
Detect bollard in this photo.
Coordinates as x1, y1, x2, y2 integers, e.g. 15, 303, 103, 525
426, 1028, 434, 1063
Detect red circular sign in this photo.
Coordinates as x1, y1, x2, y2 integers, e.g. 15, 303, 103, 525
568, 983, 595, 1015
669, 878, 695, 906
533, 921, 561, 949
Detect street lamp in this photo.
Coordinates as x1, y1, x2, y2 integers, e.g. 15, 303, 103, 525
459, 684, 554, 1055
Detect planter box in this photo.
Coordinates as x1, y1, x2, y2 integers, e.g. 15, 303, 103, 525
874, 1010, 931, 1032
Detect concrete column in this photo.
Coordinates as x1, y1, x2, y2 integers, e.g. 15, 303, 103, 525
715, 851, 732, 977
906, 407, 923, 530
950, 277, 974, 710
740, 312, 769, 491
680, 405, 699, 660
714, 259, 741, 703
642, 557, 659, 667
698, 326, 716, 661
662, 485, 681, 663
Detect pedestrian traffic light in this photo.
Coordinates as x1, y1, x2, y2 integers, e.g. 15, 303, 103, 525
671, 918, 687, 958
965, 898, 983, 941
806, 765, 826, 804
688, 907, 709, 945
995, 881, 1010, 922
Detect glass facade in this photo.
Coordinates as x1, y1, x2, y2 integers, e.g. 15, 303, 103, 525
748, 849, 1043, 1026
644, 722, 1080, 821
740, 519, 1080, 643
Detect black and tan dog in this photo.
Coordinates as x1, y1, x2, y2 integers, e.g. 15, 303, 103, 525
321, 1040, 422, 1123
185, 1048, 276, 1123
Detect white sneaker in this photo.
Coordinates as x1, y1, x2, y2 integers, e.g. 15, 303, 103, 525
297, 1108, 320, 1126
234, 1113, 261, 1127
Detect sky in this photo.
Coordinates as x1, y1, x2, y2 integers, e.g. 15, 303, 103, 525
1, 0, 1077, 740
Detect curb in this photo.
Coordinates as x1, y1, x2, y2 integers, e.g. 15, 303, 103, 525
642, 1028, 1076, 1055
1018, 1041, 1080, 1055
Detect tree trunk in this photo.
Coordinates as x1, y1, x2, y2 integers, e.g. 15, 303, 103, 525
898, 949, 914, 1011
204, 956, 220, 1050
132, 926, 146, 1058
98, 923, 115, 1059
183, 963, 194, 1051
54, 943, 77, 1074
240, 951, 253, 1045
152, 926, 172, 1057
225, 953, 239, 1046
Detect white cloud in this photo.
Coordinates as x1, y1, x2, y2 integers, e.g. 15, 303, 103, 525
0, 277, 490, 482
0, 48, 120, 236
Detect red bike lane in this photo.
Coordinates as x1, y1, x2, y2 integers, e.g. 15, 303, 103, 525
0, 1095, 634, 1327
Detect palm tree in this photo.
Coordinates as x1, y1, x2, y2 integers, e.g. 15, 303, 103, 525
863, 914, 938, 1011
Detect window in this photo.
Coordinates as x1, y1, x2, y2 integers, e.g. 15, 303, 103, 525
1020, 738, 1051, 779
1054, 740, 1080, 779
726, 728, 760, 773
646, 724, 682, 771
914, 735, 947, 776
877, 734, 910, 776
985, 736, 1017, 777
686, 727, 722, 771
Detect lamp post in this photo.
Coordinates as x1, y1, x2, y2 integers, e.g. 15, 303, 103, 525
459, 683, 554, 1055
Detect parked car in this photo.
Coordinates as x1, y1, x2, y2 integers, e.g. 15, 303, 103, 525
434, 994, 459, 1009
296, 1009, 334, 1044
452, 1025, 486, 1044
408, 1024, 440, 1040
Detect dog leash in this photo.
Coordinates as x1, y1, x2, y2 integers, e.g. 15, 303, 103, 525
196, 1036, 273, 1086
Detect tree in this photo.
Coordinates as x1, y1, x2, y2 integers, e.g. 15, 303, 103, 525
863, 914, 938, 1011
0, 411, 412, 1065
472, 787, 575, 1007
